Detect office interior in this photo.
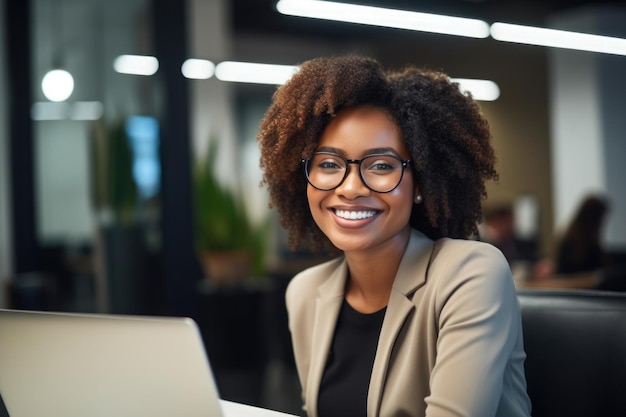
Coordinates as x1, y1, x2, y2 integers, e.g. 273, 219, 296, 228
1, 0, 625, 414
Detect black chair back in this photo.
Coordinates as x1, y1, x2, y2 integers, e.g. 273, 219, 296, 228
517, 289, 626, 417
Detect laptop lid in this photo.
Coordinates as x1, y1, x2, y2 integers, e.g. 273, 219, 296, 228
0, 308, 224, 417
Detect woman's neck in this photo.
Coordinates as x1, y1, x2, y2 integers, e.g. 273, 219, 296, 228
343, 228, 411, 313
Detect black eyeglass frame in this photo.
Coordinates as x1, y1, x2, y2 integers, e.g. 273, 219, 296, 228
301, 152, 412, 193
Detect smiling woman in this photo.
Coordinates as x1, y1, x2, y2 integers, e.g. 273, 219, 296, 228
257, 54, 531, 417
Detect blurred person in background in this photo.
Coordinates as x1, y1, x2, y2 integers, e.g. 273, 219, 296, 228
555, 195, 609, 275
480, 202, 539, 269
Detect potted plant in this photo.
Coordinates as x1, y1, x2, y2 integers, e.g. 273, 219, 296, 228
193, 140, 267, 284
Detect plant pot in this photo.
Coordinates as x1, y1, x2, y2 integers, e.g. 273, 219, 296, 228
200, 250, 252, 285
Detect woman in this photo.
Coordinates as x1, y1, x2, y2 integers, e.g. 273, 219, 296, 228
555, 195, 609, 275
257, 55, 531, 417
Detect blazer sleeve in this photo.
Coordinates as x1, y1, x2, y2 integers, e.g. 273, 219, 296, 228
285, 271, 314, 414
284, 257, 346, 417
424, 239, 526, 417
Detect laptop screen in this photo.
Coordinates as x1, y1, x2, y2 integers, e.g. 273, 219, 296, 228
0, 309, 224, 417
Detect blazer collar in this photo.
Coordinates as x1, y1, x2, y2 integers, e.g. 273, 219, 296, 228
307, 230, 434, 417
391, 229, 434, 296
315, 229, 433, 299
306, 260, 348, 417
368, 230, 434, 417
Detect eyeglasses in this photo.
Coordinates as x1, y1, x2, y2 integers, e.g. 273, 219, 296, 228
302, 152, 411, 193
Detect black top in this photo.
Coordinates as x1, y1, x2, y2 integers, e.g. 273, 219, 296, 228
317, 299, 387, 417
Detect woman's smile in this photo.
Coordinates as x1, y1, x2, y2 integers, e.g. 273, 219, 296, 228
328, 206, 382, 230
332, 208, 379, 221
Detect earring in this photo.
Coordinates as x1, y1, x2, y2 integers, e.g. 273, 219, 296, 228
415, 194, 423, 204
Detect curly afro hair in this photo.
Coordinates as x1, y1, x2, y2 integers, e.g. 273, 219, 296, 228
257, 54, 497, 252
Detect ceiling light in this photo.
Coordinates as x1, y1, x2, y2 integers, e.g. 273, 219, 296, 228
31, 102, 70, 120
491, 23, 626, 56
41, 69, 74, 102
113, 55, 159, 76
215, 61, 299, 85
276, 0, 490, 38
181, 59, 216, 79
451, 78, 500, 101
70, 101, 104, 121
30, 101, 104, 121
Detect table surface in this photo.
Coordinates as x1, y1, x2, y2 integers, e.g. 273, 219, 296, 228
514, 271, 600, 290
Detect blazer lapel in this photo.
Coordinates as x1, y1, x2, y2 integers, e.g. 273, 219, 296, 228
367, 230, 434, 417
306, 259, 348, 417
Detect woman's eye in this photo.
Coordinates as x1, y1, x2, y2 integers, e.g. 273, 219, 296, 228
370, 162, 393, 170
318, 160, 343, 169
367, 159, 397, 171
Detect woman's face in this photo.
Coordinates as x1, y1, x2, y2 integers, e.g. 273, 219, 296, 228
307, 106, 418, 254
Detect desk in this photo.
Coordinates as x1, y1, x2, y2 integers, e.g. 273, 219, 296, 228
221, 400, 298, 417
515, 271, 601, 290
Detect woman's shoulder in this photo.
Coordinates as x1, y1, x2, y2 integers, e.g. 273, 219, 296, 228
406, 229, 504, 262
435, 237, 508, 265
286, 256, 345, 301
428, 237, 513, 291
422, 238, 518, 319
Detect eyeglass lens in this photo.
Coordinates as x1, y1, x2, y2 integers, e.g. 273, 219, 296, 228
305, 153, 407, 193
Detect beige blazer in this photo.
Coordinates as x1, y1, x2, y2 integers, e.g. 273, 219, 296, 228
286, 229, 531, 417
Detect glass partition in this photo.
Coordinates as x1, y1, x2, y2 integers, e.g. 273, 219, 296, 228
31, 0, 160, 313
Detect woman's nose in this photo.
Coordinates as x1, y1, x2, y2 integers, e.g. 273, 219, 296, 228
335, 165, 369, 198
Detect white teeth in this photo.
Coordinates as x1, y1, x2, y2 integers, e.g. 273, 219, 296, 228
334, 209, 377, 220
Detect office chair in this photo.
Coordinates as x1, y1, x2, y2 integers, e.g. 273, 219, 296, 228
517, 289, 626, 417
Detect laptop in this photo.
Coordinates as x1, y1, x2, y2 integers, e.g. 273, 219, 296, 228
0, 308, 226, 417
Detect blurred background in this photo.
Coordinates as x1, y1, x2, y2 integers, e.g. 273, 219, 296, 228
1, 0, 625, 414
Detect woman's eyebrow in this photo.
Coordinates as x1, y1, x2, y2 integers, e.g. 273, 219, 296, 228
316, 146, 342, 154
315, 146, 401, 157
363, 147, 400, 156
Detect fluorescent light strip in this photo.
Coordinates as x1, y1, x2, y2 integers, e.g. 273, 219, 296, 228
215, 61, 299, 85
451, 78, 500, 101
31, 102, 70, 120
491, 23, 626, 56
211, 61, 498, 100
182, 59, 216, 79
276, 0, 489, 38
113, 55, 159, 76
70, 101, 104, 120
31, 101, 104, 121
212, 61, 498, 101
